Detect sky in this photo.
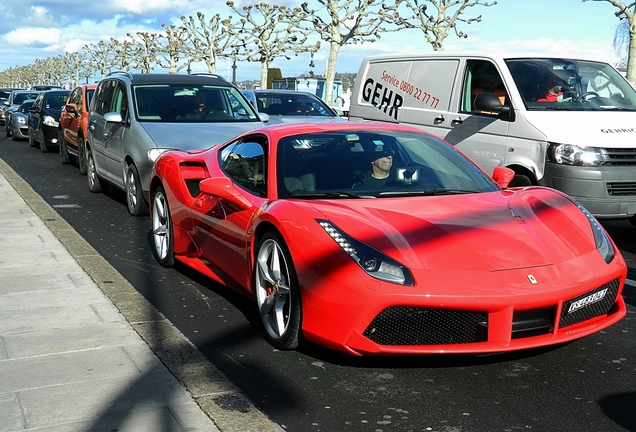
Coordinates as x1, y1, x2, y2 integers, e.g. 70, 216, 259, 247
0, 0, 628, 83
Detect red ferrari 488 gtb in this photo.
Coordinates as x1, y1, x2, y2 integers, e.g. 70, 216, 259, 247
149, 121, 626, 356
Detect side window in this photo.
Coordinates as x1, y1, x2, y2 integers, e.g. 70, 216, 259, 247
94, 80, 116, 115
111, 82, 129, 121
460, 60, 507, 116
221, 139, 267, 197
33, 93, 43, 109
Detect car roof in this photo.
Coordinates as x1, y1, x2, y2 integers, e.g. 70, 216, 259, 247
105, 72, 233, 87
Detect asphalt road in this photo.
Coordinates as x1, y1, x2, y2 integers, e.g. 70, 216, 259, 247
1, 133, 635, 432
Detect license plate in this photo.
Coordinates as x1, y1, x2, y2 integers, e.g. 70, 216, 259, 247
567, 288, 608, 314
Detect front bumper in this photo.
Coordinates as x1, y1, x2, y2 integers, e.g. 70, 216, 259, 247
540, 162, 636, 219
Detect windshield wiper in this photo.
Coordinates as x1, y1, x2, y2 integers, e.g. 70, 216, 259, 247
378, 189, 480, 197
290, 191, 369, 199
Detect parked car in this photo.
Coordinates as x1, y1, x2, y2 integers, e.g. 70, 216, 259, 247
59, 84, 96, 172
241, 89, 345, 124
86, 71, 263, 216
28, 89, 71, 152
1, 90, 40, 126
7, 100, 36, 141
0, 87, 21, 105
149, 121, 626, 355
30, 84, 63, 91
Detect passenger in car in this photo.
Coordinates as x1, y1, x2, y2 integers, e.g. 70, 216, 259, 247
353, 147, 394, 188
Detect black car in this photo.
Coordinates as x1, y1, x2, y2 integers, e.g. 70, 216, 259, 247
28, 89, 71, 152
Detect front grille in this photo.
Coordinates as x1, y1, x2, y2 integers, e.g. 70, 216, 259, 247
185, 179, 202, 197
512, 307, 556, 339
603, 148, 636, 165
607, 182, 636, 196
559, 279, 620, 328
363, 307, 488, 346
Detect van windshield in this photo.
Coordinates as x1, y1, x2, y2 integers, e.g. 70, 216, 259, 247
505, 58, 636, 111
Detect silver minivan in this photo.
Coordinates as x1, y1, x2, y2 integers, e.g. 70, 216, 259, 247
86, 72, 264, 215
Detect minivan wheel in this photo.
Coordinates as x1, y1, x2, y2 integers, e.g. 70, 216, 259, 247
78, 137, 87, 175
125, 163, 149, 216
87, 148, 105, 193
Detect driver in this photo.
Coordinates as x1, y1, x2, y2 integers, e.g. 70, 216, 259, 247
353, 147, 393, 188
537, 75, 564, 102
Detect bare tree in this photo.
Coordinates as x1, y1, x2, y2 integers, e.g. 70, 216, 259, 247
109, 37, 136, 72
398, 0, 497, 51
227, 1, 320, 89
300, 0, 403, 106
83, 40, 116, 79
585, 0, 636, 84
179, 12, 240, 74
128, 32, 158, 73
155, 25, 193, 74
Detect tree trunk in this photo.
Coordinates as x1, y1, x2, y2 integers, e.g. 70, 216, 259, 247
627, 22, 636, 86
324, 41, 341, 107
260, 61, 269, 89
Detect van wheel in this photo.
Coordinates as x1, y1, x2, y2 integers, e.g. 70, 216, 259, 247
125, 163, 149, 216
509, 174, 533, 187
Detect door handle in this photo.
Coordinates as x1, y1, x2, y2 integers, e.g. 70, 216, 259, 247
433, 115, 445, 125
451, 118, 463, 126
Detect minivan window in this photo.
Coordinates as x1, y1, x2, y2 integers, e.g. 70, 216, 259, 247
133, 84, 259, 123
505, 58, 636, 111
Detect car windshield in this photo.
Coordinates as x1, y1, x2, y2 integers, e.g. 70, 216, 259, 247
45, 93, 69, 109
277, 130, 498, 198
506, 58, 636, 111
14, 92, 41, 104
18, 102, 34, 114
133, 84, 259, 123
254, 92, 334, 117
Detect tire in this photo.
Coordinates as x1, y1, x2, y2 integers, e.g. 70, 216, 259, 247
59, 131, 70, 164
509, 174, 533, 187
254, 231, 302, 350
39, 133, 49, 153
78, 136, 87, 175
87, 147, 105, 193
5, 124, 10, 137
152, 185, 175, 267
125, 163, 149, 216
28, 131, 36, 147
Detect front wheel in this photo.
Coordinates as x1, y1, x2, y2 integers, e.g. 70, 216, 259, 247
87, 147, 105, 193
125, 163, 149, 216
152, 185, 175, 267
78, 136, 87, 175
254, 231, 302, 350
59, 131, 70, 164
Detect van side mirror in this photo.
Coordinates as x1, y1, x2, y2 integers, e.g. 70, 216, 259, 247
474, 92, 509, 114
492, 166, 515, 188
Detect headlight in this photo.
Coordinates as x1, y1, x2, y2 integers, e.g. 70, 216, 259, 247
574, 202, 615, 263
148, 148, 171, 163
18, 117, 26, 125
318, 220, 414, 285
547, 143, 603, 167
43, 115, 59, 127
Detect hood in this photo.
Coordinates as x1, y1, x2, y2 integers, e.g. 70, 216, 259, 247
139, 121, 263, 150
524, 110, 636, 148
307, 188, 595, 272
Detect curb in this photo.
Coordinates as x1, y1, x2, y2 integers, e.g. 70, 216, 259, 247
0, 158, 280, 432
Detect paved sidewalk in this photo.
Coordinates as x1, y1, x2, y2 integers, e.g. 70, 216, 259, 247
0, 159, 279, 432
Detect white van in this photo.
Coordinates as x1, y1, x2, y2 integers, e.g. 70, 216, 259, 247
349, 52, 636, 221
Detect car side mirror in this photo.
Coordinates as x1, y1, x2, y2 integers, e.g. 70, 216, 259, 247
199, 177, 252, 209
259, 112, 270, 123
104, 112, 123, 123
492, 166, 515, 188
65, 103, 78, 114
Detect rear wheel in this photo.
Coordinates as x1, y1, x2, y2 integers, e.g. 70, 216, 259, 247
125, 163, 149, 216
152, 185, 175, 267
254, 231, 302, 350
